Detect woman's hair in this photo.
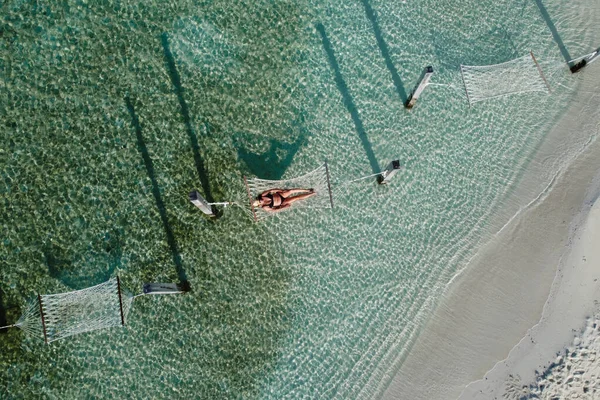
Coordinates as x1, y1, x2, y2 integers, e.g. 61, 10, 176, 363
252, 200, 261, 207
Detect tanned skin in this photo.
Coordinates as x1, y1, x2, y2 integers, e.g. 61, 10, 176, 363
253, 188, 316, 212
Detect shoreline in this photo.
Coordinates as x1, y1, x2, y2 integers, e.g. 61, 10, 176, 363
461, 179, 600, 399
381, 63, 600, 400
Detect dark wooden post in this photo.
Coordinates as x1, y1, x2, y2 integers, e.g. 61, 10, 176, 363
378, 160, 401, 185
570, 50, 599, 73
405, 66, 434, 109
142, 283, 185, 295
189, 190, 215, 216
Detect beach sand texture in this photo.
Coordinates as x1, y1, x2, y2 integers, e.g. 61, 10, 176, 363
382, 60, 600, 400
1, 0, 599, 398
462, 185, 600, 400
522, 316, 600, 399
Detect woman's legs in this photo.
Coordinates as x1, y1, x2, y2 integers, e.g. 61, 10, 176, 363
281, 191, 316, 206
279, 188, 314, 198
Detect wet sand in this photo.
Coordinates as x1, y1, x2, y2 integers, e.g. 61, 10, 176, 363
462, 187, 600, 399
382, 64, 600, 400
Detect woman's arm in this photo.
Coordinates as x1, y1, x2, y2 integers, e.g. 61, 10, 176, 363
259, 188, 284, 196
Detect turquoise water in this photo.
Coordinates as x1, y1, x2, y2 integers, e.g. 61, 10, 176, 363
0, 0, 596, 398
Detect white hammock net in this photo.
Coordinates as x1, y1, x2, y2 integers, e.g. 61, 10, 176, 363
244, 163, 334, 221
460, 53, 550, 105
19, 278, 133, 343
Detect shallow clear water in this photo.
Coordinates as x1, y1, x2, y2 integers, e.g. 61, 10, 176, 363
0, 0, 598, 398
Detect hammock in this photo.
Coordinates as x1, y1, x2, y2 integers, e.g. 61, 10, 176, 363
9, 277, 132, 344
460, 52, 551, 105
244, 163, 334, 221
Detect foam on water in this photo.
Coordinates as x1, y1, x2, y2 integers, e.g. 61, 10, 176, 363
1, 0, 598, 398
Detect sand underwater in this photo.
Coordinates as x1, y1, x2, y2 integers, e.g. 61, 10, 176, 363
1, 0, 599, 399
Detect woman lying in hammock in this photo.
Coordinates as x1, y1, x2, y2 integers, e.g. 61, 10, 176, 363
253, 188, 316, 212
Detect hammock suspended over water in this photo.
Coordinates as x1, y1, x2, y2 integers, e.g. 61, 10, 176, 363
6, 277, 132, 344
460, 52, 551, 105
244, 162, 334, 221
1, 277, 183, 344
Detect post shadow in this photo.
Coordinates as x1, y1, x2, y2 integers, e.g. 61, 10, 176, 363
316, 23, 381, 174
43, 250, 115, 290
0, 24, 17, 45
362, 0, 408, 104
234, 133, 308, 180
42, 229, 121, 290
161, 33, 215, 205
534, 0, 572, 65
125, 96, 190, 291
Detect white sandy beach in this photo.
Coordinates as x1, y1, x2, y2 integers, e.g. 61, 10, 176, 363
463, 198, 600, 399
382, 62, 600, 400
513, 315, 600, 399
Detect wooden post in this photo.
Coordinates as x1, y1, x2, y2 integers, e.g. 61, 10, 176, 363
405, 66, 434, 109
189, 190, 214, 216
116, 276, 125, 326
142, 283, 185, 295
38, 294, 48, 344
570, 50, 599, 73
378, 160, 401, 184
570, 59, 588, 73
